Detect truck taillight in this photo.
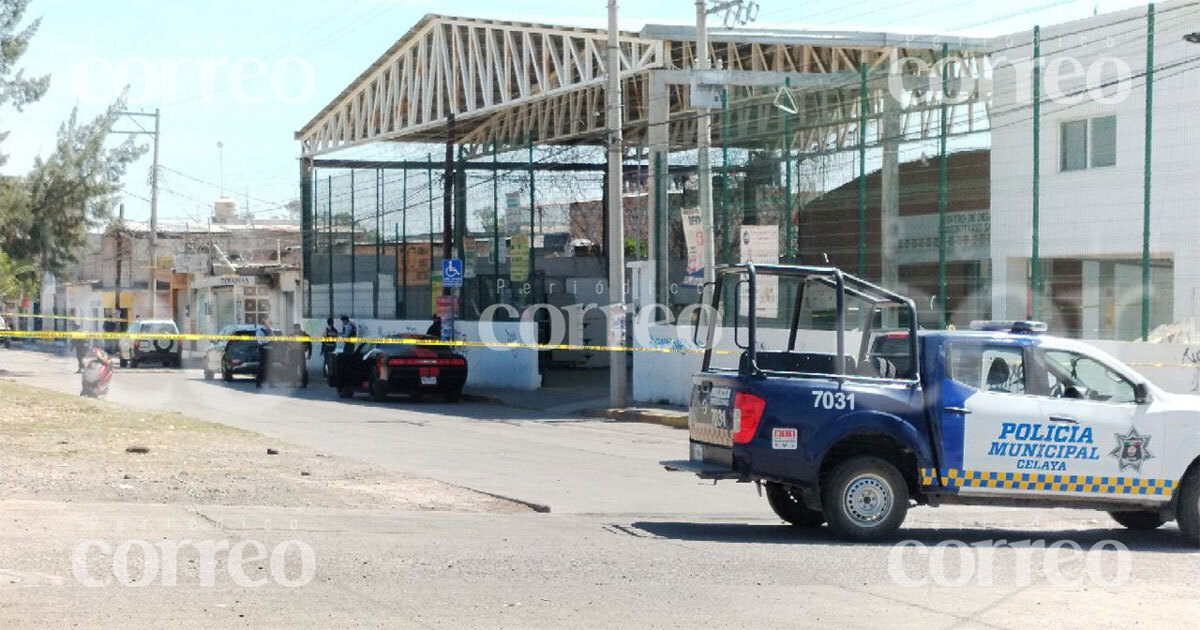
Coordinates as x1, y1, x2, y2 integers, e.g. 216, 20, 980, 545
731, 392, 766, 444
387, 357, 465, 367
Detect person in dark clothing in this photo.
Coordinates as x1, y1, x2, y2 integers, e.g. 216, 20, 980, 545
71, 324, 91, 372
292, 323, 312, 359
320, 318, 337, 356
321, 318, 338, 380
339, 314, 358, 353
425, 315, 442, 339
255, 319, 271, 388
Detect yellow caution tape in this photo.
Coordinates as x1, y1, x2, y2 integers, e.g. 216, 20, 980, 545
7, 328, 1196, 365
0, 328, 728, 355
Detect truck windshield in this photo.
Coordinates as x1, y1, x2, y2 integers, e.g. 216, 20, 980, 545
702, 266, 917, 381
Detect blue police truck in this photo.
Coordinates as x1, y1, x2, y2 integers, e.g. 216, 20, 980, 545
662, 264, 1200, 542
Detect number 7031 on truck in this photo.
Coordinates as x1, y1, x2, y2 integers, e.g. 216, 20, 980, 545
662, 264, 1200, 543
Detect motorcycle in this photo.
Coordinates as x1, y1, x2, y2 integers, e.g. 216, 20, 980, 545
81, 348, 114, 398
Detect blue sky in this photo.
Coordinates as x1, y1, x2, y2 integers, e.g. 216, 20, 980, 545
1, 0, 1148, 225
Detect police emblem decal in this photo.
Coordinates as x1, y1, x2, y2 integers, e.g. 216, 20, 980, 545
1109, 427, 1153, 473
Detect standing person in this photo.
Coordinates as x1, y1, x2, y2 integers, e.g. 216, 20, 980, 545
339, 314, 358, 353
320, 317, 338, 380
293, 323, 312, 359
255, 318, 272, 389
320, 318, 337, 356
71, 323, 91, 373
425, 315, 442, 339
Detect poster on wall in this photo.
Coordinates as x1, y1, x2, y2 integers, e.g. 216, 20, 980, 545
739, 225, 779, 319
681, 208, 705, 286
509, 234, 530, 282
399, 243, 432, 285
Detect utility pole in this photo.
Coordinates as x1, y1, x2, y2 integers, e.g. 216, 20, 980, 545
695, 0, 715, 285
114, 204, 124, 323
695, 0, 757, 284
443, 114, 455, 291
606, 0, 627, 407
116, 109, 161, 319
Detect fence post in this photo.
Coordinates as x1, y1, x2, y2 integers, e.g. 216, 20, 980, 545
1031, 25, 1041, 322
427, 153, 434, 317
654, 152, 665, 304
857, 62, 867, 278
303, 167, 313, 318
492, 140, 500, 303
374, 168, 381, 319
938, 43, 949, 329
528, 132, 536, 304
1142, 4, 1155, 341
720, 88, 729, 265
349, 169, 356, 318
402, 168, 409, 319
783, 77, 793, 263
326, 175, 333, 319
400, 220, 405, 319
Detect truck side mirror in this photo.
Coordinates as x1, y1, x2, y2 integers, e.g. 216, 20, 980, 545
1134, 382, 1150, 405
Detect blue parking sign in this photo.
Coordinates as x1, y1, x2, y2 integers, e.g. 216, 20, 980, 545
442, 258, 464, 288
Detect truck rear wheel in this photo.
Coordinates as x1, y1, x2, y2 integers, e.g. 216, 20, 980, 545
1108, 510, 1166, 531
821, 456, 909, 541
765, 482, 824, 528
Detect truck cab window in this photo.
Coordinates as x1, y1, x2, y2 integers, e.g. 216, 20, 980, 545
948, 344, 1025, 394
1042, 350, 1135, 404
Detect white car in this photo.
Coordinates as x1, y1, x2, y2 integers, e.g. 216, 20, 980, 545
118, 319, 182, 368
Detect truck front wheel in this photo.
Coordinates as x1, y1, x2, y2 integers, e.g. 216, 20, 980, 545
1176, 468, 1200, 544
821, 456, 909, 540
765, 482, 824, 528
1108, 510, 1166, 531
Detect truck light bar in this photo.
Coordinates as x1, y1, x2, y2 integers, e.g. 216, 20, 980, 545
968, 320, 1048, 334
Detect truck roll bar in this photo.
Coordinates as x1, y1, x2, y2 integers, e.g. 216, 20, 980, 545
705, 264, 920, 380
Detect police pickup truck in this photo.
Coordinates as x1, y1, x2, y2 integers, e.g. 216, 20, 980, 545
663, 264, 1200, 542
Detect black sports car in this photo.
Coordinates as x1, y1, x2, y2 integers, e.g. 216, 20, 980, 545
327, 334, 467, 402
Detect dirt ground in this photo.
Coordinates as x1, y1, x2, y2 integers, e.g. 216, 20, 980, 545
0, 379, 527, 513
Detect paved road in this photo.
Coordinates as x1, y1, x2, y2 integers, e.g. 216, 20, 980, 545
3, 348, 1198, 628
1, 349, 762, 516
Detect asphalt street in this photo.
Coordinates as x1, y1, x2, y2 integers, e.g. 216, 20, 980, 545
3, 348, 1199, 628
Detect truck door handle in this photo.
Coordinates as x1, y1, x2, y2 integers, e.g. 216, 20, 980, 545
699, 381, 712, 393
1050, 415, 1079, 424
943, 406, 971, 415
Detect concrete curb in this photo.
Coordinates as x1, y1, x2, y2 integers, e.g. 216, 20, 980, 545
583, 407, 689, 429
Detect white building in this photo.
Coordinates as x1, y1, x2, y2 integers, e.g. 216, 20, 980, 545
989, 1, 1200, 340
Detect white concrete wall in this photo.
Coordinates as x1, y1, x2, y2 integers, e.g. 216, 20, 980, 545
989, 3, 1200, 332
632, 324, 863, 405
632, 327, 1200, 404
302, 317, 541, 391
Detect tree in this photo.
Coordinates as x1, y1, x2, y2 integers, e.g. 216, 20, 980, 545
0, 99, 147, 277
0, 249, 35, 301
0, 0, 49, 166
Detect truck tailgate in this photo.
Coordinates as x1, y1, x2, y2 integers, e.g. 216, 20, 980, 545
678, 375, 743, 471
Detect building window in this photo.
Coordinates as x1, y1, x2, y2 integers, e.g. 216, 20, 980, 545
243, 285, 270, 325
1060, 115, 1115, 172
1090, 115, 1117, 167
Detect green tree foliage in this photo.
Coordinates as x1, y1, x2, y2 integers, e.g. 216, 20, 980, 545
1, 100, 147, 276
0, 1, 145, 293
0, 0, 49, 166
0, 249, 35, 300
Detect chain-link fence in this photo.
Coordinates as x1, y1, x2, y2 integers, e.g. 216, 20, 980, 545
301, 3, 1200, 342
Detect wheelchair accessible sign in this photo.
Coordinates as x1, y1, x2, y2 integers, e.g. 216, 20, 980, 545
442, 258, 464, 288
